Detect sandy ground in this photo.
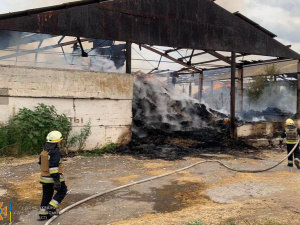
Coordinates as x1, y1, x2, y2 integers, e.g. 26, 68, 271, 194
1, 149, 300, 225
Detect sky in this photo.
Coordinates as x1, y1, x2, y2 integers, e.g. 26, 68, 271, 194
0, 0, 299, 73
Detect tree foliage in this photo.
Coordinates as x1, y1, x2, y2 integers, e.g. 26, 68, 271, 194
246, 64, 281, 102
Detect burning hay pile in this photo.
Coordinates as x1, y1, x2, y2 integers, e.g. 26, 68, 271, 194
118, 76, 252, 160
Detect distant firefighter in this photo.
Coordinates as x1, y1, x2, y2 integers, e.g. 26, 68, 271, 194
280, 119, 300, 168
38, 131, 68, 221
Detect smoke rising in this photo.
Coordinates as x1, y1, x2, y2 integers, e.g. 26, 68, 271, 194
204, 78, 295, 122
132, 74, 230, 138
121, 74, 251, 160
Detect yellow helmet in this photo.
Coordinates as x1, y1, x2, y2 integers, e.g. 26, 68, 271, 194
46, 131, 63, 143
286, 119, 294, 126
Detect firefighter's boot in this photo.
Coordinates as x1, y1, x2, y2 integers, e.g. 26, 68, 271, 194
288, 160, 293, 167
294, 158, 300, 169
47, 205, 59, 217
38, 208, 52, 221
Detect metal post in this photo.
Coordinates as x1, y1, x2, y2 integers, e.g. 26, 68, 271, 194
189, 82, 192, 97
230, 52, 236, 139
210, 80, 214, 97
198, 72, 203, 102
167, 73, 170, 87
126, 42, 132, 74
237, 67, 243, 113
297, 60, 300, 118
15, 44, 19, 66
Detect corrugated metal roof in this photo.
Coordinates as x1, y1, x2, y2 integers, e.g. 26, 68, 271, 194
0, 0, 298, 59
233, 12, 277, 38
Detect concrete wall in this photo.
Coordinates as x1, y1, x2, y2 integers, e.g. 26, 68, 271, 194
237, 120, 300, 138
237, 122, 284, 138
0, 65, 133, 150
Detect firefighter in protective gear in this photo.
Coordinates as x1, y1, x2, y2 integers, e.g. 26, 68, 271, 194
280, 119, 300, 168
38, 131, 68, 221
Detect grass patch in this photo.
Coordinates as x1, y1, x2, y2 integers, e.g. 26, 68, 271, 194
184, 221, 203, 225
79, 143, 118, 157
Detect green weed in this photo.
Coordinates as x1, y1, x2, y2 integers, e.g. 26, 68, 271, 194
79, 143, 118, 157
0, 104, 91, 156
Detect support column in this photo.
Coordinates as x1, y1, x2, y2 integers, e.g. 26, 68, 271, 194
167, 73, 170, 87
210, 80, 214, 97
189, 82, 192, 97
230, 52, 236, 139
237, 67, 244, 113
198, 72, 203, 102
126, 42, 132, 74
15, 44, 19, 66
297, 60, 300, 118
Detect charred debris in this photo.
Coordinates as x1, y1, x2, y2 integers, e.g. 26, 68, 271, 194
118, 76, 255, 160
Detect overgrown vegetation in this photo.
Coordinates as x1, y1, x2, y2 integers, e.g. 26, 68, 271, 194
63, 120, 91, 154
246, 64, 281, 102
79, 143, 118, 157
0, 104, 91, 156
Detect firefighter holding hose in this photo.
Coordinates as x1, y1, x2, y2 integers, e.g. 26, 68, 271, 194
38, 131, 68, 221
280, 119, 300, 168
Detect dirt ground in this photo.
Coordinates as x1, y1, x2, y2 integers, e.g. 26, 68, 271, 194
1, 148, 300, 225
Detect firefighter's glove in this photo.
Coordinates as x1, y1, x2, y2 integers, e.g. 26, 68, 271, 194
53, 181, 61, 191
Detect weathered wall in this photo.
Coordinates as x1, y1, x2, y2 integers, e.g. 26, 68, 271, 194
237, 122, 284, 138
237, 120, 300, 138
0, 65, 133, 150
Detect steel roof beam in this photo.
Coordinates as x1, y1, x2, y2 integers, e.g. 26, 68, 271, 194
178, 52, 206, 60
0, 38, 91, 61
141, 44, 202, 73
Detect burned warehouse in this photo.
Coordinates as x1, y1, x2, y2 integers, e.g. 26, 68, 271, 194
0, 0, 300, 224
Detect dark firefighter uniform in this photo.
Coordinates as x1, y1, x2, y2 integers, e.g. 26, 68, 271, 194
38, 142, 67, 220
280, 123, 300, 168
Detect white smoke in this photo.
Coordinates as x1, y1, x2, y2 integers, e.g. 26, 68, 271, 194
252, 116, 265, 122
133, 75, 211, 135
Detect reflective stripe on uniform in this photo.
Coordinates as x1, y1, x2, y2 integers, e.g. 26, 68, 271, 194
49, 199, 59, 208
39, 208, 48, 215
40, 176, 65, 183
49, 167, 59, 174
286, 142, 297, 144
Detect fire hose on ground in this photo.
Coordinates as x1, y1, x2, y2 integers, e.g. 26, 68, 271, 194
45, 139, 299, 225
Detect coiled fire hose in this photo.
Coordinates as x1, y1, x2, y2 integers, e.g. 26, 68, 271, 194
45, 139, 299, 225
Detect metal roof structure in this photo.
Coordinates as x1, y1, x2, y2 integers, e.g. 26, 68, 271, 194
0, 0, 298, 61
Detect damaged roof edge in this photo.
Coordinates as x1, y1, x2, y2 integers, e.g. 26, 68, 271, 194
0, 0, 299, 60
233, 12, 277, 38
0, 0, 107, 20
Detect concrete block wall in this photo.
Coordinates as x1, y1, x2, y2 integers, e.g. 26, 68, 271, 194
0, 65, 133, 150
237, 120, 300, 139
237, 122, 284, 138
